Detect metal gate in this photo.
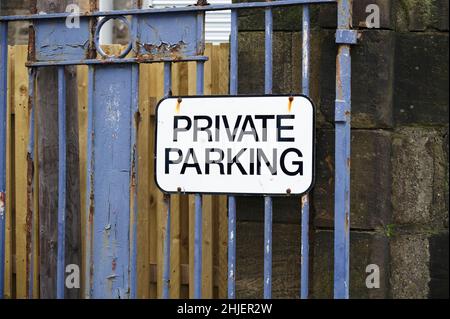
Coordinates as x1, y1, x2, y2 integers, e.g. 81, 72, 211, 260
0, 0, 357, 299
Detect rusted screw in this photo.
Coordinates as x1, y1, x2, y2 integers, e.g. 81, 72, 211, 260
288, 96, 294, 102
286, 188, 292, 194
177, 187, 182, 192
177, 97, 182, 103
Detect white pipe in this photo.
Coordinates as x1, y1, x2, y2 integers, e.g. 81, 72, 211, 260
99, 0, 114, 45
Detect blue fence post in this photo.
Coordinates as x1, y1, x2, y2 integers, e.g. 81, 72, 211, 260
263, 7, 273, 300
334, 0, 356, 299
130, 62, 140, 299
0, 21, 8, 300
300, 4, 310, 300
56, 66, 67, 299
227, 9, 238, 300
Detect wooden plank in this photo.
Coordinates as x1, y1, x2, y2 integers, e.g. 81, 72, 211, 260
136, 64, 152, 299
148, 62, 165, 298
76, 65, 88, 296
216, 43, 230, 298
13, 45, 30, 299
4, 45, 14, 299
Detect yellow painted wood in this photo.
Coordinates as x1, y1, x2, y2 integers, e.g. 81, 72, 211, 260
4, 46, 14, 299
13, 45, 30, 299
76, 65, 88, 296
136, 64, 152, 299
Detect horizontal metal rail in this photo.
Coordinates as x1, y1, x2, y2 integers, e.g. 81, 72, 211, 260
0, 0, 336, 22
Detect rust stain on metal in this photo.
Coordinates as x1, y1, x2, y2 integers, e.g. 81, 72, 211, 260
112, 258, 117, 272
87, 16, 98, 59
176, 97, 182, 114
288, 96, 294, 112
0, 191, 5, 217
137, 40, 188, 62
301, 194, 308, 206
134, 111, 141, 129
336, 51, 343, 100
27, 25, 36, 62
345, 211, 349, 233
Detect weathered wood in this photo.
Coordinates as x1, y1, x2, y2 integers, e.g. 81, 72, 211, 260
13, 45, 30, 299
35, 0, 81, 299
5, 40, 230, 299
4, 46, 14, 299
76, 65, 88, 295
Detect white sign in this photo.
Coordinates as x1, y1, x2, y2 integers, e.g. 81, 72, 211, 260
155, 95, 315, 195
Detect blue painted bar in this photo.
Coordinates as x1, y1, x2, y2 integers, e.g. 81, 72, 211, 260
137, 12, 204, 59
194, 60, 204, 299
300, 4, 310, 300
84, 66, 95, 298
263, 196, 272, 299
34, 18, 90, 62
162, 62, 172, 299
0, 0, 337, 22
0, 22, 8, 300
27, 68, 36, 299
264, 8, 273, 95
263, 7, 273, 300
129, 63, 139, 299
26, 56, 209, 67
56, 67, 67, 299
227, 9, 238, 300
227, 196, 236, 299
334, 0, 353, 299
91, 65, 134, 299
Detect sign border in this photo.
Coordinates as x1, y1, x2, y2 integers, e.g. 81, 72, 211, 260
154, 94, 316, 197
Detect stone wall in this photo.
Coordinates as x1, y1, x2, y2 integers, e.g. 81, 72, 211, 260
235, 0, 448, 299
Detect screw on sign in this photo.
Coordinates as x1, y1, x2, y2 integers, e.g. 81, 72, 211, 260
155, 95, 315, 196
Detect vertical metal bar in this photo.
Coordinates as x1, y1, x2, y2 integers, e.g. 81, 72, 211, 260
263, 196, 272, 299
194, 60, 204, 299
334, 0, 352, 299
27, 68, 36, 299
129, 11, 139, 299
264, 8, 273, 95
263, 7, 273, 300
300, 4, 310, 300
0, 21, 8, 300
130, 62, 139, 299
84, 65, 94, 299
162, 62, 172, 299
56, 66, 67, 299
227, 9, 238, 300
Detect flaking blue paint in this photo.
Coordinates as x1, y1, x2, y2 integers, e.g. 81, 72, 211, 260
91, 65, 134, 299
